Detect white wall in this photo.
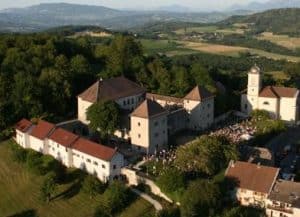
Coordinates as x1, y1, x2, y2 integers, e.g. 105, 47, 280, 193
258, 97, 279, 119
279, 97, 298, 122
72, 149, 123, 182
29, 135, 45, 153
183, 98, 214, 130
115, 93, 145, 111
48, 139, 72, 167
130, 114, 168, 154
236, 188, 268, 207
77, 97, 93, 124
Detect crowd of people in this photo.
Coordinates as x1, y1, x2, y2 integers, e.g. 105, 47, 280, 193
210, 118, 256, 144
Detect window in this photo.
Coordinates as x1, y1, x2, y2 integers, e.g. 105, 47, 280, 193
123, 101, 126, 106
186, 100, 189, 103
154, 121, 158, 126
155, 133, 159, 137
52, 147, 55, 151
127, 99, 130, 104
131, 98, 134, 104
57, 144, 59, 148
138, 122, 141, 126
263, 101, 270, 105
102, 164, 106, 169
244, 104, 248, 110
207, 114, 210, 118
138, 134, 141, 138
207, 104, 210, 108
93, 161, 98, 166
65, 148, 68, 152
113, 165, 117, 170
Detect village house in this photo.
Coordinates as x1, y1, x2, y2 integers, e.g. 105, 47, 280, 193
241, 65, 299, 123
14, 119, 124, 182
266, 180, 300, 217
29, 120, 56, 153
15, 119, 34, 148
225, 161, 280, 207
77, 76, 215, 154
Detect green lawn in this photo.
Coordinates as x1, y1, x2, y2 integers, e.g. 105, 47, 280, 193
0, 140, 155, 217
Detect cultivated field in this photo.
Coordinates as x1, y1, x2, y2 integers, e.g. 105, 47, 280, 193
257, 32, 300, 50
0, 140, 155, 217
174, 25, 245, 35
177, 41, 300, 62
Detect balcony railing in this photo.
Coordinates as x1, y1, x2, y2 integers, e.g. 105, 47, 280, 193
267, 205, 293, 214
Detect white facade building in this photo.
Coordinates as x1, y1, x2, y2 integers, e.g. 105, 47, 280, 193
14, 119, 124, 183
15, 119, 33, 148
130, 99, 168, 154
29, 120, 56, 154
72, 138, 124, 182
77, 76, 146, 124
241, 65, 299, 122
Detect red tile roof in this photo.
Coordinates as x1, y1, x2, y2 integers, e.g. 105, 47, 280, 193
30, 120, 56, 140
225, 161, 279, 194
131, 99, 167, 118
259, 86, 298, 98
184, 86, 214, 101
15, 119, 33, 133
78, 76, 146, 103
72, 138, 117, 161
48, 128, 79, 147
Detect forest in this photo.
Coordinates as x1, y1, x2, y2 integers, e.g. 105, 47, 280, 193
0, 33, 299, 136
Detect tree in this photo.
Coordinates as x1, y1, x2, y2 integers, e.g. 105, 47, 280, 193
103, 181, 132, 214
26, 150, 45, 175
157, 207, 180, 217
221, 206, 265, 217
190, 63, 216, 93
86, 100, 120, 138
82, 175, 106, 198
181, 179, 220, 217
174, 135, 238, 176
40, 172, 57, 203
156, 167, 185, 201
94, 204, 112, 217
172, 66, 191, 97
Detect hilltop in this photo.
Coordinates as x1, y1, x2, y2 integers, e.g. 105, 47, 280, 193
220, 8, 300, 36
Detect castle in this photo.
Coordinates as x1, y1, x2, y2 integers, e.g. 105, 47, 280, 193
241, 65, 299, 123
77, 77, 215, 154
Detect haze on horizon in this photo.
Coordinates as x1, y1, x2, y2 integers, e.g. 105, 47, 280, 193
0, 0, 271, 11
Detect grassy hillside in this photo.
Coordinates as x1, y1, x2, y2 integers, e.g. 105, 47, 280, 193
219, 8, 300, 36
0, 140, 155, 217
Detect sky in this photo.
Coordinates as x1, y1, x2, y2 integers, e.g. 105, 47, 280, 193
0, 0, 270, 10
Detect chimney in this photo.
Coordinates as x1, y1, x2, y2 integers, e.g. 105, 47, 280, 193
257, 162, 261, 169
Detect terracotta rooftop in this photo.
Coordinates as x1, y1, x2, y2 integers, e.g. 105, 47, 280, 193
225, 161, 279, 194
131, 99, 167, 118
48, 128, 79, 147
30, 120, 56, 140
146, 93, 183, 104
78, 76, 146, 103
259, 86, 298, 98
73, 138, 117, 161
269, 180, 300, 208
184, 86, 214, 101
15, 119, 33, 133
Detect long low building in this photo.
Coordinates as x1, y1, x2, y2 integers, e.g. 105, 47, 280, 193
15, 119, 124, 182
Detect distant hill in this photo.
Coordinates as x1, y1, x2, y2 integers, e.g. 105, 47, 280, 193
230, 0, 300, 11
0, 3, 252, 32
219, 8, 300, 36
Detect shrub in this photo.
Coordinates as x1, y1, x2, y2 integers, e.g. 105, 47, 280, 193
9, 141, 28, 163
157, 207, 180, 217
26, 150, 45, 175
82, 175, 106, 198
40, 172, 57, 203
103, 181, 133, 214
